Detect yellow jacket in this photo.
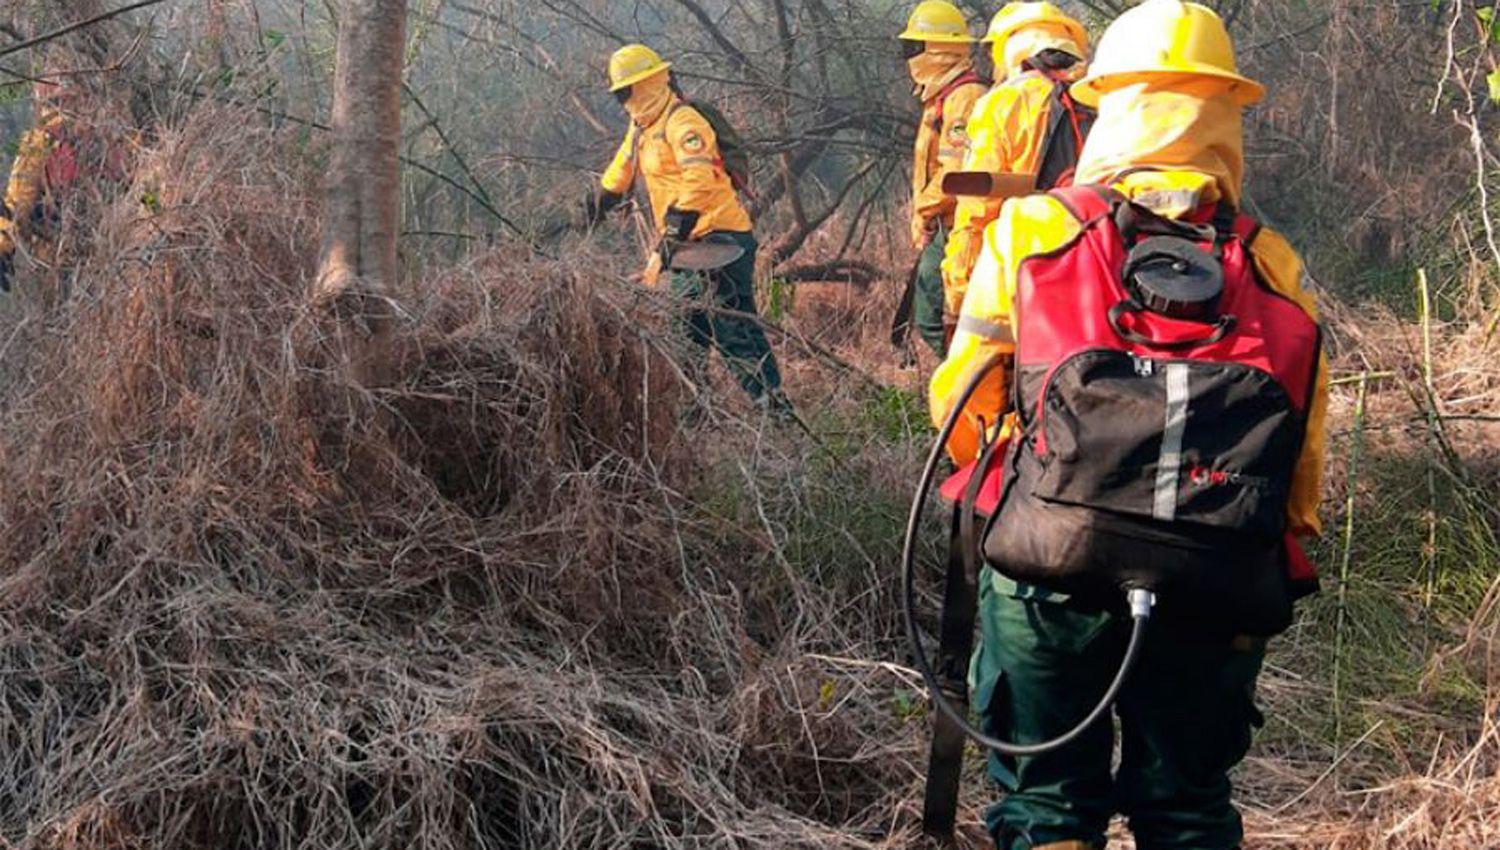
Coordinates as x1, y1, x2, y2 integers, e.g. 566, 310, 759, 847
910, 65, 985, 246
930, 170, 1330, 537
940, 68, 1080, 314
601, 94, 750, 238
0, 116, 61, 257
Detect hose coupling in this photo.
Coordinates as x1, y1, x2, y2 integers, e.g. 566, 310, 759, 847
1127, 588, 1157, 620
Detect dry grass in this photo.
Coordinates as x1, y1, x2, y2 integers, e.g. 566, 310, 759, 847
0, 105, 917, 849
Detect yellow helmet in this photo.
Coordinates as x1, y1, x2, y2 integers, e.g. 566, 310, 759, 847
608, 44, 671, 92
899, 0, 976, 44
984, 2, 1087, 50
1071, 0, 1263, 107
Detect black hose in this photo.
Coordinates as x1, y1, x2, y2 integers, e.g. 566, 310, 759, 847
902, 353, 1155, 756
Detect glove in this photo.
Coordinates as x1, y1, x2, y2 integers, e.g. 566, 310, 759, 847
583, 189, 623, 228
663, 206, 701, 242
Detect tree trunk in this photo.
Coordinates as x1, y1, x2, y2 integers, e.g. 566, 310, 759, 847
314, 0, 406, 381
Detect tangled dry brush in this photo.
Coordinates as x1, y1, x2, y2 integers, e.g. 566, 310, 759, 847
0, 102, 1497, 849
0, 107, 923, 849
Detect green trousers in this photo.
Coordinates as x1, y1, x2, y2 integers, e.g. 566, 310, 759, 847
912, 226, 949, 357
669, 231, 786, 409
971, 571, 1266, 850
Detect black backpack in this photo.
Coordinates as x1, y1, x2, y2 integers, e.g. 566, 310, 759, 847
1034, 73, 1095, 190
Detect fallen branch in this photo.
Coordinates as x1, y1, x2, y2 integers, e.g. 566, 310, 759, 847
772, 260, 881, 286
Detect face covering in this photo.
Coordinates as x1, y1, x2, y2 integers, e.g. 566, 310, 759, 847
622, 72, 673, 126
907, 42, 971, 100
1074, 79, 1246, 213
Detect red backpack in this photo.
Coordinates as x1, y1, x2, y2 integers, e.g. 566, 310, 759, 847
42, 125, 125, 194
969, 185, 1322, 635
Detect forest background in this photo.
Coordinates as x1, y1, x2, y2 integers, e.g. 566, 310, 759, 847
0, 0, 1495, 848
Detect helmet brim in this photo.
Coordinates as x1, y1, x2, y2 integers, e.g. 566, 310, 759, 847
898, 30, 976, 44
983, 19, 1087, 48
609, 61, 671, 92
1071, 67, 1265, 108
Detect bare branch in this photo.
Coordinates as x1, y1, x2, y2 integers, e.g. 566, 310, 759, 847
0, 0, 167, 61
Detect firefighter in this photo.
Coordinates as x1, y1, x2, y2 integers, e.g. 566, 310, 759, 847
940, 2, 1091, 318
589, 44, 790, 416
0, 70, 125, 292
899, 0, 986, 356
931, 2, 1329, 848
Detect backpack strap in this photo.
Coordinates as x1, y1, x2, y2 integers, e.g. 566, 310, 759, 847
1229, 206, 1260, 245
627, 122, 647, 201
932, 71, 987, 130
631, 99, 689, 162
1046, 71, 1091, 151
1204, 201, 1262, 260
